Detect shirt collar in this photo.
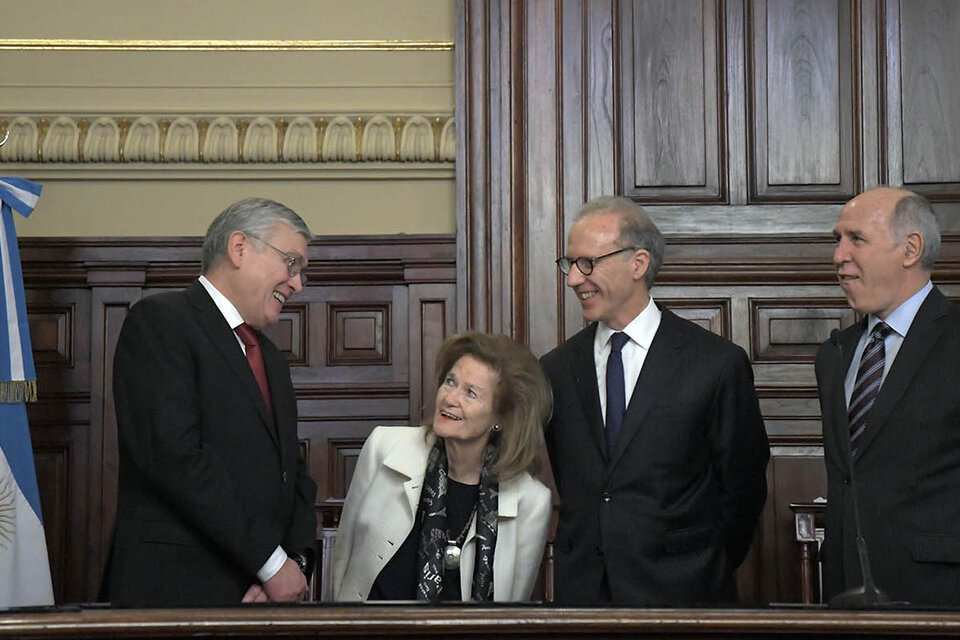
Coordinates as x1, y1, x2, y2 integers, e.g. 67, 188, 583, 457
867, 280, 932, 338
595, 296, 662, 351
198, 275, 245, 331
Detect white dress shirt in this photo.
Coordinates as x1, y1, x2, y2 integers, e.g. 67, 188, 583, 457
594, 297, 662, 422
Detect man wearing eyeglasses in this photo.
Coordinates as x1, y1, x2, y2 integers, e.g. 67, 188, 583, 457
103, 198, 318, 606
541, 196, 769, 606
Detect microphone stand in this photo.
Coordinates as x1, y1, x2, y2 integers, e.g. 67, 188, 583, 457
827, 332, 894, 608
826, 456, 890, 607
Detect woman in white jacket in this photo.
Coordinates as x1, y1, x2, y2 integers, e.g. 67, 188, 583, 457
333, 332, 553, 602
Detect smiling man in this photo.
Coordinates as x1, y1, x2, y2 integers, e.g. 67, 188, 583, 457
816, 187, 960, 606
540, 196, 769, 606
102, 198, 318, 607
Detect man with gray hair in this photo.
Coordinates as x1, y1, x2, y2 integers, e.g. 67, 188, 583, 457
541, 196, 769, 605
103, 198, 318, 606
817, 186, 960, 606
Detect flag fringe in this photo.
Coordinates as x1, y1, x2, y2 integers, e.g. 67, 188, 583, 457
0, 380, 37, 403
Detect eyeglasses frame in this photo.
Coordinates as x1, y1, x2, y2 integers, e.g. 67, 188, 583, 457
555, 246, 640, 276
246, 232, 308, 285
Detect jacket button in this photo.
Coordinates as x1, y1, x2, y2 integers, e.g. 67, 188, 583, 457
595, 546, 604, 556
282, 471, 288, 483
601, 492, 612, 503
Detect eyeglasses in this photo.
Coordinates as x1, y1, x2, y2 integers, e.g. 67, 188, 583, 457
246, 233, 308, 285
555, 247, 639, 276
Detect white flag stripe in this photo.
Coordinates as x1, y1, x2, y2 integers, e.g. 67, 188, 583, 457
0, 180, 40, 212
0, 447, 55, 607
0, 217, 26, 381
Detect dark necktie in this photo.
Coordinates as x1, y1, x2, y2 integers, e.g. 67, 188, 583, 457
235, 323, 273, 416
848, 322, 893, 443
605, 331, 630, 455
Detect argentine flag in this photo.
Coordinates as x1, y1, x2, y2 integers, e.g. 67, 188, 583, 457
0, 177, 54, 608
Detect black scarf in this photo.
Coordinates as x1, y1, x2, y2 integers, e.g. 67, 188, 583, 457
416, 436, 499, 601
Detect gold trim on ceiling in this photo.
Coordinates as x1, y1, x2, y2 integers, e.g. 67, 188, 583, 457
0, 39, 454, 51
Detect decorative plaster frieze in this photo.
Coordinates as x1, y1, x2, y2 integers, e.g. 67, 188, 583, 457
0, 114, 455, 165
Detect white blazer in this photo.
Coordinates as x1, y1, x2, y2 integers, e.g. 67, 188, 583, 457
333, 426, 552, 602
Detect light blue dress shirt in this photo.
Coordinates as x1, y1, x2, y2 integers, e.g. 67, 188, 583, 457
844, 281, 933, 407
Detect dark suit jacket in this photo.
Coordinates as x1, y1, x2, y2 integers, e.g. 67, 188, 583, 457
816, 286, 960, 606
103, 280, 317, 607
541, 306, 769, 606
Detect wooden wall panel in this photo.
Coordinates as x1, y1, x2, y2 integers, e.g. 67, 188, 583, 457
767, 453, 829, 603
896, 0, 960, 194
21, 235, 456, 603
409, 284, 457, 425
620, 0, 722, 201
457, 0, 960, 606
659, 298, 732, 338
31, 442, 69, 604
749, 0, 858, 201
749, 299, 856, 362
263, 304, 308, 366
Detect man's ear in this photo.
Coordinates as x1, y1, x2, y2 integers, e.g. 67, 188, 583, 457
632, 249, 651, 283
225, 231, 248, 269
902, 231, 923, 268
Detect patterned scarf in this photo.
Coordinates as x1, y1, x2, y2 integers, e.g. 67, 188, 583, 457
416, 436, 499, 601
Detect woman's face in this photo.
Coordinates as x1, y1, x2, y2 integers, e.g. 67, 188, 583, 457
433, 355, 499, 447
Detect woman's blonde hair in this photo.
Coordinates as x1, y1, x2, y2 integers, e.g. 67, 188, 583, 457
429, 331, 552, 480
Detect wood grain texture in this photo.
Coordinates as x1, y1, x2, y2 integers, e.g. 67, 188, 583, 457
8, 606, 960, 638
633, 0, 708, 186
749, 0, 858, 201
899, 0, 960, 189
620, 0, 723, 201
767, 0, 841, 184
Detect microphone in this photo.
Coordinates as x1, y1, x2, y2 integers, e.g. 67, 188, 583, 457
826, 328, 900, 608
830, 328, 841, 348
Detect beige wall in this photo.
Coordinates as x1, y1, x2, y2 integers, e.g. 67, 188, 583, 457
1, 0, 455, 236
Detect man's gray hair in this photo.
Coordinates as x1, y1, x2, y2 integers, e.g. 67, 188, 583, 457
201, 198, 313, 274
891, 193, 940, 271
577, 196, 665, 288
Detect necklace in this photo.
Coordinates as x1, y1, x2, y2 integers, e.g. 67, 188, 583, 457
443, 503, 478, 570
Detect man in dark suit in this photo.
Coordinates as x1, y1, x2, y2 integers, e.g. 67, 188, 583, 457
816, 186, 960, 606
103, 198, 317, 607
541, 196, 769, 606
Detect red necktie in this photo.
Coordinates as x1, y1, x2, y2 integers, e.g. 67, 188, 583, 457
235, 323, 273, 416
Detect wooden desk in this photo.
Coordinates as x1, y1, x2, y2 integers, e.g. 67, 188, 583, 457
4, 606, 960, 639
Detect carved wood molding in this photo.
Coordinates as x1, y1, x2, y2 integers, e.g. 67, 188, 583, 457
19, 235, 457, 287
5, 606, 960, 639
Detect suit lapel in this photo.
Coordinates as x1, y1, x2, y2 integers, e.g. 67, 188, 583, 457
605, 307, 683, 473
262, 344, 291, 455
383, 431, 432, 520
186, 280, 280, 449
570, 325, 607, 458
854, 288, 950, 459
828, 321, 864, 461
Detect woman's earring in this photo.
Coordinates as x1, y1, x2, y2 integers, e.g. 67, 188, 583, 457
491, 424, 501, 432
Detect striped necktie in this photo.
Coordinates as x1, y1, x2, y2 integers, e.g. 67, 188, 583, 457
848, 322, 893, 444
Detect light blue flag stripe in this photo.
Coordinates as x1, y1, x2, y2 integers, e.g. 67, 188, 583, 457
0, 177, 53, 608
0, 178, 41, 216
0, 177, 41, 386
0, 403, 43, 523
